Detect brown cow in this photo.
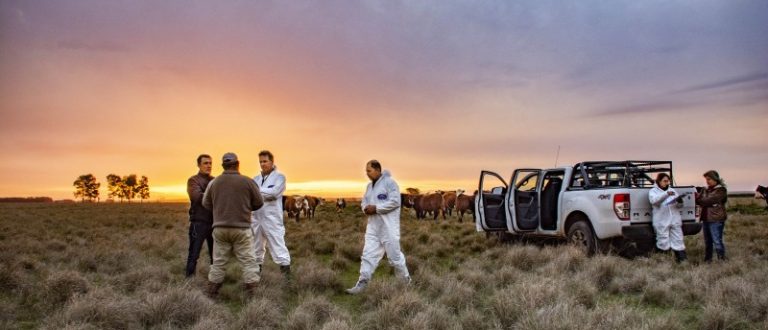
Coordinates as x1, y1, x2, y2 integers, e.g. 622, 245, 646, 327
401, 193, 419, 218
283, 195, 303, 222
418, 192, 445, 221
304, 195, 321, 219
442, 191, 457, 217
455, 191, 476, 223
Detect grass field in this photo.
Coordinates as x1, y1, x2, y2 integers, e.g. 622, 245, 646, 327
1, 198, 767, 329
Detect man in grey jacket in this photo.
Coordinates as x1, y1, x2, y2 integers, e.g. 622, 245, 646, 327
203, 152, 264, 299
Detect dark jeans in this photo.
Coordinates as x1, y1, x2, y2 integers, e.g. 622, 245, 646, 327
186, 221, 214, 277
702, 221, 726, 260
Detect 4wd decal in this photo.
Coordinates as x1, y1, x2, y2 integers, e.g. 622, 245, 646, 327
598, 194, 611, 200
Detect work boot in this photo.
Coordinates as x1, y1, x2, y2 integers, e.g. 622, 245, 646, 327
280, 265, 292, 280
205, 281, 222, 299
244, 282, 258, 300
716, 251, 727, 261
345, 279, 369, 295
673, 250, 688, 263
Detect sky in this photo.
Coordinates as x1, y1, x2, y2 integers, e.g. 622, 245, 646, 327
1, 0, 767, 201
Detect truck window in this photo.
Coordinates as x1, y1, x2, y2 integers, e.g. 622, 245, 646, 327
515, 172, 539, 191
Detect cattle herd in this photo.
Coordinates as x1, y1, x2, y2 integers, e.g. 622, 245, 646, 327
281, 189, 476, 223
401, 189, 476, 222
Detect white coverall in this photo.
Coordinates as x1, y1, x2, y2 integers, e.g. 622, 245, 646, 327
648, 184, 685, 251
358, 170, 410, 281
251, 166, 291, 266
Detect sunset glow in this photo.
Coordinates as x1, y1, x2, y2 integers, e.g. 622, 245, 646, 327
1, 1, 766, 201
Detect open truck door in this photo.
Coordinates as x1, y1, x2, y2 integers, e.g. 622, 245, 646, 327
475, 171, 510, 231
507, 169, 541, 232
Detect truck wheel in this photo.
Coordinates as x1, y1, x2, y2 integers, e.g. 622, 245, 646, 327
567, 220, 598, 256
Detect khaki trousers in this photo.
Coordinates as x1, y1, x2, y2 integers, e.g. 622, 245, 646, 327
208, 227, 261, 284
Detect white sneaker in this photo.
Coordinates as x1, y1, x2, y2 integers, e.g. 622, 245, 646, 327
345, 279, 368, 294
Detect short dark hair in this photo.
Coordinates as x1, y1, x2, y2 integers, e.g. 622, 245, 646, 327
655, 173, 670, 186
197, 154, 211, 165
258, 150, 274, 162
368, 160, 382, 171
222, 161, 239, 170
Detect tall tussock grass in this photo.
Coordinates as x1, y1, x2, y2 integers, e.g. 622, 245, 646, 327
2, 198, 767, 328
286, 294, 350, 330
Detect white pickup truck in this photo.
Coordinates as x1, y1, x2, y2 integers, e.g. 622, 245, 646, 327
474, 161, 701, 255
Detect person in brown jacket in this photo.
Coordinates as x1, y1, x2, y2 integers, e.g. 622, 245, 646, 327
696, 170, 728, 262
185, 154, 215, 278
202, 152, 264, 299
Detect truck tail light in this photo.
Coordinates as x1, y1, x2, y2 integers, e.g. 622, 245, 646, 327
613, 193, 630, 220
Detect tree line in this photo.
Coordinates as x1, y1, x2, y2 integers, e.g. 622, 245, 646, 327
73, 174, 150, 203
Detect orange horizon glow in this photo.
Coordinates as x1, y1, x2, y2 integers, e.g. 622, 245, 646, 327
29, 178, 478, 202
1, 2, 766, 200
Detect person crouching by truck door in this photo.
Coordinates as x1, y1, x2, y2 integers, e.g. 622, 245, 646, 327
648, 173, 687, 263
696, 170, 728, 262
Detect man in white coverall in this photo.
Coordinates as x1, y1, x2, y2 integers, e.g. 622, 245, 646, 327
346, 160, 411, 294
251, 150, 292, 277
648, 173, 687, 263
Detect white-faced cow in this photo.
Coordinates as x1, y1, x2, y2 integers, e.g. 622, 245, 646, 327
336, 198, 347, 212
304, 195, 321, 219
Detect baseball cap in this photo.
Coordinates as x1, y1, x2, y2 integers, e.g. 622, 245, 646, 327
222, 152, 239, 164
